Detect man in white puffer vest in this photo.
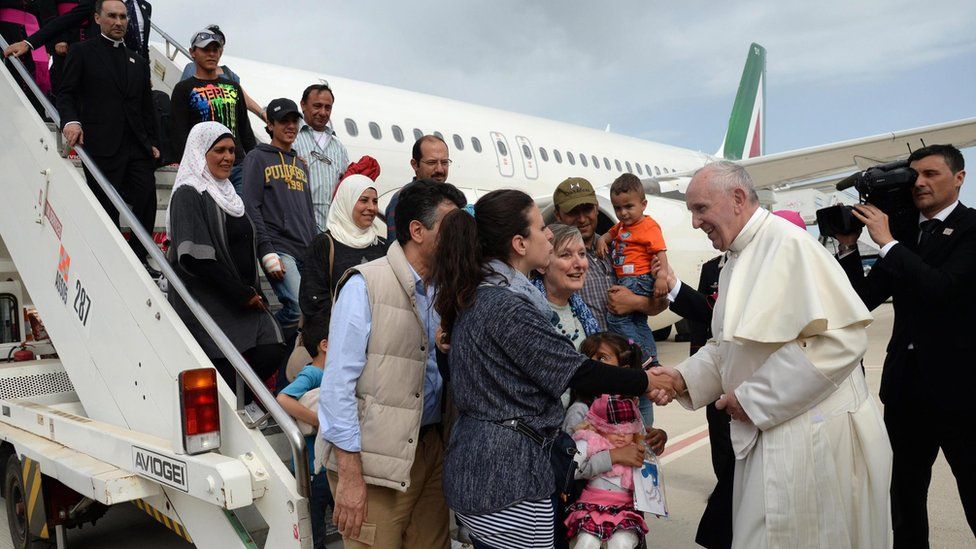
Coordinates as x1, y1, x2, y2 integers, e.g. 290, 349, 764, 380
318, 179, 467, 548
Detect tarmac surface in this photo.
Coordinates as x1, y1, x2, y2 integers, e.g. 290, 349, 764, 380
0, 303, 973, 548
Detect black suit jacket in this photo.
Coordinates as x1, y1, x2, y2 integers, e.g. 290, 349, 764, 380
56, 36, 156, 157
839, 203, 976, 412
27, 0, 151, 59
671, 255, 721, 354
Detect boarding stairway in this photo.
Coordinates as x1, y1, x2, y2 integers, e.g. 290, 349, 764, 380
0, 26, 311, 548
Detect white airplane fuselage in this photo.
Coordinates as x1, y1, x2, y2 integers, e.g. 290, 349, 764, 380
155, 51, 726, 328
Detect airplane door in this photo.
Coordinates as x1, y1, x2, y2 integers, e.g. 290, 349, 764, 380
490, 131, 515, 178
515, 135, 539, 180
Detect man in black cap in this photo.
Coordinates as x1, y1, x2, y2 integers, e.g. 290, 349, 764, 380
242, 98, 315, 337
170, 27, 256, 190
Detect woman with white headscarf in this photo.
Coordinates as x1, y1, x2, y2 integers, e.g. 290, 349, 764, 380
298, 174, 388, 323
167, 121, 286, 386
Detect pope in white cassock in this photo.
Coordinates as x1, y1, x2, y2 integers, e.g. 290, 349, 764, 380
655, 161, 893, 548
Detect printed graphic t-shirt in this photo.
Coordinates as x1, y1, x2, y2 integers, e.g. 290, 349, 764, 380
170, 76, 257, 164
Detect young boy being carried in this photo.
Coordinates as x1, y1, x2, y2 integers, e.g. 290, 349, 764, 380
276, 315, 333, 549
596, 174, 670, 364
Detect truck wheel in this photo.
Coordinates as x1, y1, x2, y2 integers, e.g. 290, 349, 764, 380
4, 454, 35, 549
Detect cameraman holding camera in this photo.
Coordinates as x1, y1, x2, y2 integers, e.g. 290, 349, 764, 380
836, 144, 976, 547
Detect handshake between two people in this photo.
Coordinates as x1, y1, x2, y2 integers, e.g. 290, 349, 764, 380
643, 366, 752, 424
643, 366, 685, 406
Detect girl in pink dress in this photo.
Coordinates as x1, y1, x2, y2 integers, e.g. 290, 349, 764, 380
565, 394, 649, 549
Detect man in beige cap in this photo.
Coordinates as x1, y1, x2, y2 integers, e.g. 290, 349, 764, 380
552, 177, 664, 331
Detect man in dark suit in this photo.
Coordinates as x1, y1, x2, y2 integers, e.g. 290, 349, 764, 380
56, 0, 158, 267
836, 144, 976, 548
3, 0, 150, 62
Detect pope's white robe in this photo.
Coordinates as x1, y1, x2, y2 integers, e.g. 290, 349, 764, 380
676, 209, 892, 548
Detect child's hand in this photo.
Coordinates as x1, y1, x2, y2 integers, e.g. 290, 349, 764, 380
609, 444, 645, 468
595, 234, 610, 258
653, 276, 669, 298
645, 427, 668, 455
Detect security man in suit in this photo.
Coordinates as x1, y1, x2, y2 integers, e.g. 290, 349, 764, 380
3, 0, 150, 62
836, 144, 976, 548
56, 0, 159, 269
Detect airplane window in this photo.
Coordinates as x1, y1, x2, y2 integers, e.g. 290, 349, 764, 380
635, 163, 643, 175
434, 131, 444, 140
496, 140, 508, 156
604, 157, 611, 170
369, 122, 382, 140
539, 147, 549, 162
391, 125, 404, 143
655, 166, 661, 175
592, 155, 600, 169
580, 154, 588, 167
522, 144, 533, 159
614, 159, 622, 172
472, 137, 483, 152
553, 149, 562, 163
645, 163, 652, 175
567, 151, 575, 165
453, 134, 465, 150
413, 128, 423, 141
344, 118, 359, 137
625, 161, 633, 173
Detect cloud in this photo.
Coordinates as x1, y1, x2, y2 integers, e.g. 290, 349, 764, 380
153, 1, 976, 152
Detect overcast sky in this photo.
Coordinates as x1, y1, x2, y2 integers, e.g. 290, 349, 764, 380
155, 1, 976, 202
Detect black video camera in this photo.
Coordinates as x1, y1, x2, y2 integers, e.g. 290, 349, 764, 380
815, 160, 919, 240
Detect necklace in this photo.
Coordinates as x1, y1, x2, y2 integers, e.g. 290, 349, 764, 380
556, 320, 580, 342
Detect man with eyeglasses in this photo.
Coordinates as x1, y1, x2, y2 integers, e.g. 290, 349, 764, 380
170, 27, 256, 191
384, 135, 452, 241
294, 82, 350, 231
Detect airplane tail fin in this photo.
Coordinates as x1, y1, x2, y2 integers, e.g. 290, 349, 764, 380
717, 43, 766, 160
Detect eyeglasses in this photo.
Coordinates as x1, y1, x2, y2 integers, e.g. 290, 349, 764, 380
192, 32, 224, 46
420, 159, 452, 168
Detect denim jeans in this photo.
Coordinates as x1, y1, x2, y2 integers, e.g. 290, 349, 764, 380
269, 252, 303, 330
638, 395, 655, 427
606, 273, 658, 360
310, 470, 334, 549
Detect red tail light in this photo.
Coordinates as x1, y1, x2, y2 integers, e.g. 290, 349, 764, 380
179, 368, 220, 454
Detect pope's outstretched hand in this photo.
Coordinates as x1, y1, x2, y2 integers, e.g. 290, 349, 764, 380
645, 366, 686, 405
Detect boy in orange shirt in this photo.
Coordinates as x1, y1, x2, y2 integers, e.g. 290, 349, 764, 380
596, 174, 669, 363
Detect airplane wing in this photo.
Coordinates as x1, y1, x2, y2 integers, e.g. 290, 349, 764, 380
644, 117, 976, 193
741, 116, 976, 189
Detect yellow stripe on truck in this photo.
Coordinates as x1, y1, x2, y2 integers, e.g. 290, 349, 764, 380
132, 499, 193, 543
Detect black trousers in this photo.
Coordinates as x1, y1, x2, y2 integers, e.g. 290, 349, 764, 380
885, 391, 976, 548
83, 139, 156, 264
695, 401, 735, 549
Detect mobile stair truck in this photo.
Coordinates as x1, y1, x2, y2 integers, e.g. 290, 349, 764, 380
0, 29, 312, 548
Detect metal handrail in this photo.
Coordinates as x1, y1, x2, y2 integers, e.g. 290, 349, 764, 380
0, 36, 310, 498
149, 21, 191, 62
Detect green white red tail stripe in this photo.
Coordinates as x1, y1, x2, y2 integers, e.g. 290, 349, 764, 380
719, 43, 766, 160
